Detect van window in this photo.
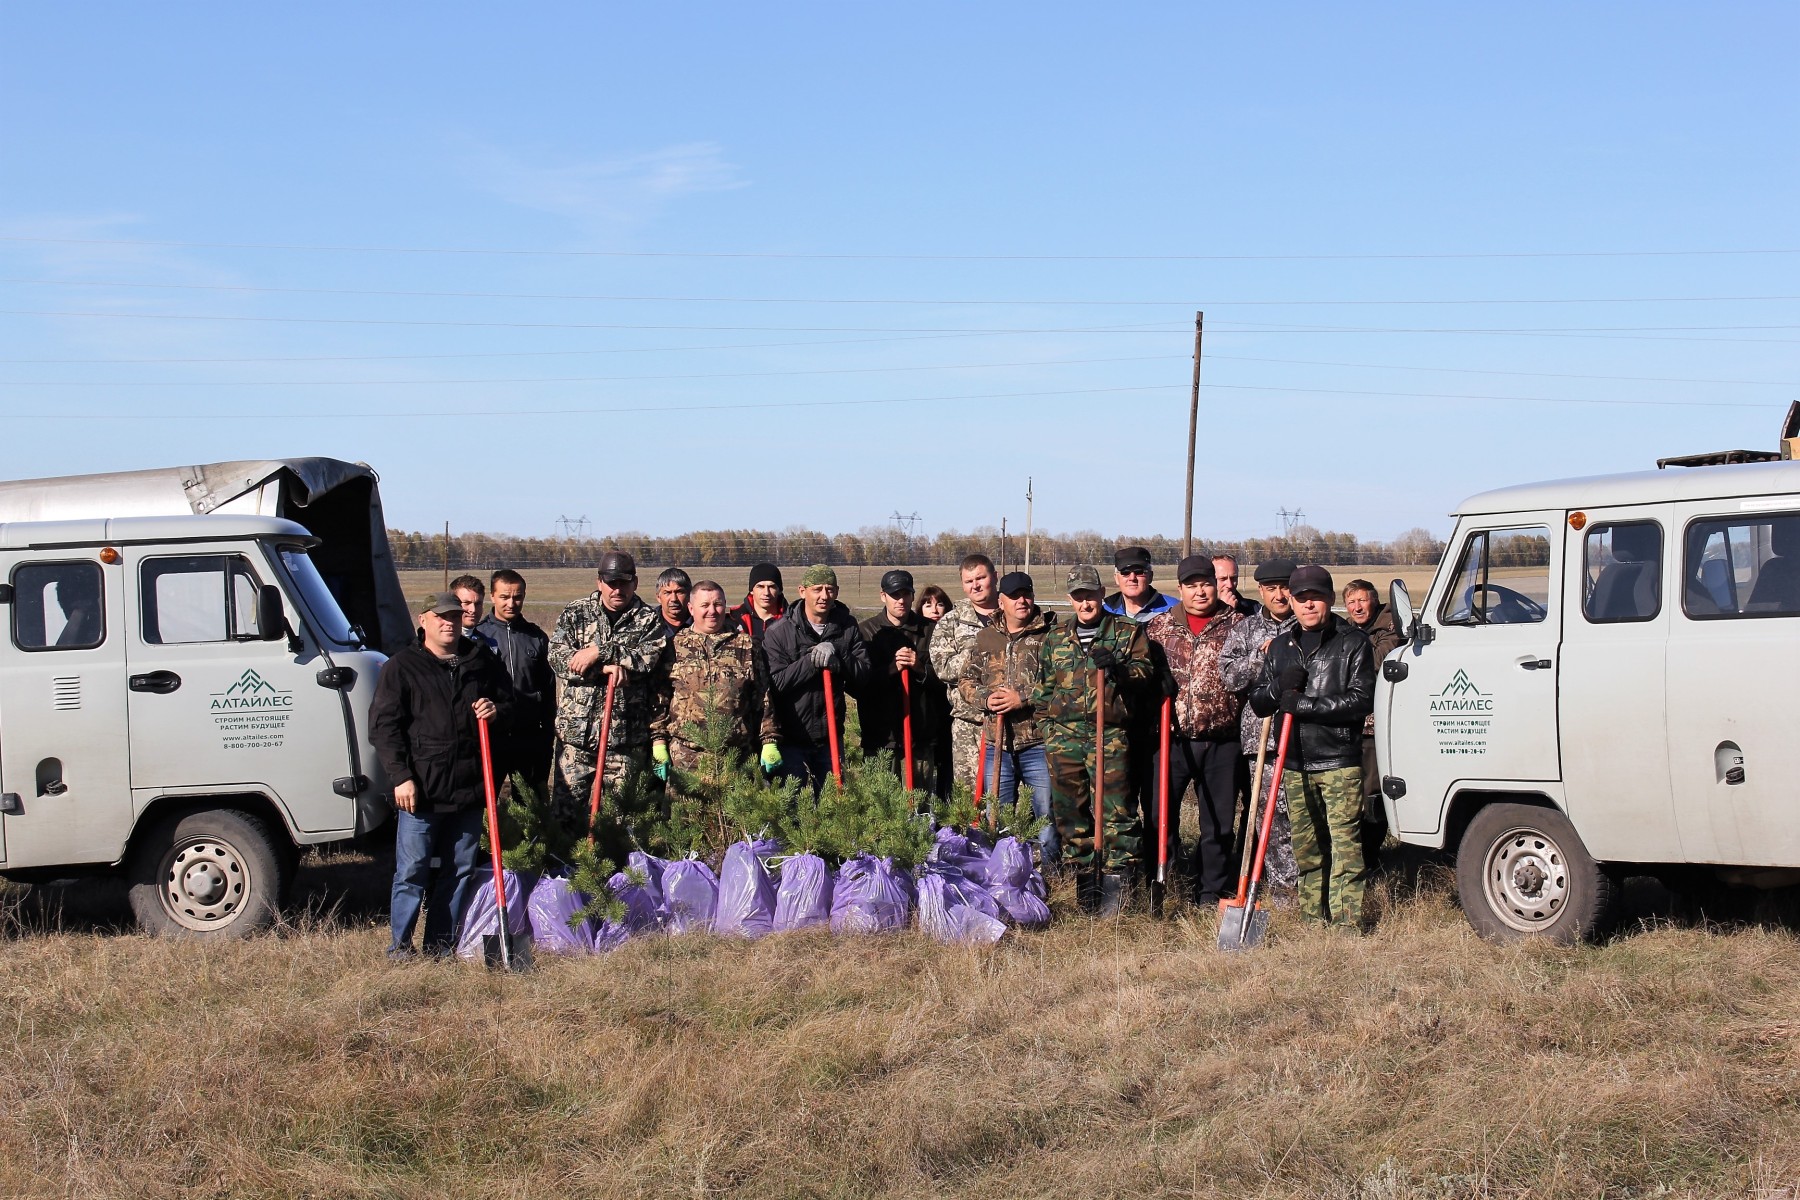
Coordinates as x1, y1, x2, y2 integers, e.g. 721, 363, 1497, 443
1583, 522, 1662, 623
12, 561, 105, 651
1683, 513, 1800, 619
141, 555, 266, 645
1439, 526, 1551, 626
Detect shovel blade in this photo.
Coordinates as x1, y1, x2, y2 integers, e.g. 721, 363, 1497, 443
1216, 900, 1270, 952
483, 929, 535, 972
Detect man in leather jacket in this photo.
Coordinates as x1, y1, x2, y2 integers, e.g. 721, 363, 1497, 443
1249, 565, 1375, 929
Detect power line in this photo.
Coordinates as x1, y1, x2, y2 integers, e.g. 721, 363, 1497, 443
7, 234, 1800, 261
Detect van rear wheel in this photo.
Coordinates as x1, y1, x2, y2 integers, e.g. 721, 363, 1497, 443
127, 809, 286, 937
1456, 803, 1617, 945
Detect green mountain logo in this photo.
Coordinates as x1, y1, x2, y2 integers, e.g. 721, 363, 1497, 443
224, 669, 277, 696
1437, 669, 1488, 698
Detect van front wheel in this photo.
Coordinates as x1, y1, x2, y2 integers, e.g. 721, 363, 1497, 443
127, 809, 286, 937
1456, 803, 1617, 945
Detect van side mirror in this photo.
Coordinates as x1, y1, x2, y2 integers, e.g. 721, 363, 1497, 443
1390, 578, 1433, 646
257, 585, 287, 643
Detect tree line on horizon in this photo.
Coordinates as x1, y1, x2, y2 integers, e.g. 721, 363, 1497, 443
387, 523, 1448, 572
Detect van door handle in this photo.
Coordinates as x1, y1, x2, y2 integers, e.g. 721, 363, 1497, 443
129, 670, 182, 694
1518, 659, 1552, 671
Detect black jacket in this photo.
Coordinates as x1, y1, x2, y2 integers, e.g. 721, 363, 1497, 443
474, 614, 554, 735
856, 609, 944, 753
370, 637, 515, 811
763, 600, 872, 747
1248, 614, 1374, 772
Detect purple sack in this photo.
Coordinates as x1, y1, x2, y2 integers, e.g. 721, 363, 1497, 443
715, 838, 779, 939
661, 858, 720, 934
988, 835, 1051, 929
591, 850, 668, 951
454, 869, 532, 960
829, 855, 915, 934
916, 862, 1006, 945
931, 826, 1001, 887
773, 852, 833, 932
527, 874, 597, 955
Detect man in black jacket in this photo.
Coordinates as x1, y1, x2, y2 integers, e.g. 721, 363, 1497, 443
1249, 566, 1374, 930
371, 591, 514, 960
474, 569, 555, 798
856, 569, 939, 791
763, 565, 871, 792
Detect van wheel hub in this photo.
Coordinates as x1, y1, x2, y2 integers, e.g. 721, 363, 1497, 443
163, 839, 249, 929
1484, 827, 1567, 932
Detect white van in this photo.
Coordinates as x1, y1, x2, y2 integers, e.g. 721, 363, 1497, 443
1377, 456, 1800, 943
0, 515, 389, 935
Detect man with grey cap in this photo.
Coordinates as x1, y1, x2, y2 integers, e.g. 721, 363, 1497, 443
1144, 555, 1244, 904
763, 565, 872, 792
547, 551, 667, 830
1218, 558, 1302, 895
856, 569, 941, 790
370, 591, 513, 960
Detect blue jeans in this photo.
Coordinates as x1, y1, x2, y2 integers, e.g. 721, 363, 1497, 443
777, 743, 834, 795
980, 741, 1059, 863
390, 805, 484, 954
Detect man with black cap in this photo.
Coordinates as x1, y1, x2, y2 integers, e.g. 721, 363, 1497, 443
1249, 566, 1376, 929
959, 571, 1058, 860
732, 562, 786, 640
763, 565, 872, 792
370, 591, 513, 960
1034, 565, 1154, 912
547, 550, 667, 830
1144, 555, 1245, 904
930, 553, 1001, 792
856, 569, 940, 790
1219, 559, 1302, 895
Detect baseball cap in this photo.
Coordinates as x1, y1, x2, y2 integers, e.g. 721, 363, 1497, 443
801, 564, 839, 589
1113, 546, 1152, 573
1253, 558, 1297, 585
1065, 564, 1103, 595
1176, 555, 1217, 584
880, 569, 915, 596
415, 590, 462, 617
1287, 565, 1335, 596
597, 550, 636, 583
997, 571, 1034, 597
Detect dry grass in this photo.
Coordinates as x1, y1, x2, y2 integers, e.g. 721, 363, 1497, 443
4, 860, 1799, 1199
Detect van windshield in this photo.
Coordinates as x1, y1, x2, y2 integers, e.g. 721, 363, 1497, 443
275, 546, 362, 648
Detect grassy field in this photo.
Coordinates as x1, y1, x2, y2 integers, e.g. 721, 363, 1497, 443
3, 859, 1799, 1198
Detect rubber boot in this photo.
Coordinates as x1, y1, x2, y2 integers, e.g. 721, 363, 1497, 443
1098, 872, 1127, 918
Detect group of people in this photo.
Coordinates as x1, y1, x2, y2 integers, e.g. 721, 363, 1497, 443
369, 547, 1405, 958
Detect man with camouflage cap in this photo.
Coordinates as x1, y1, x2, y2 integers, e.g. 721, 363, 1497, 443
1034, 565, 1155, 914
856, 569, 941, 790
929, 553, 1000, 793
547, 551, 667, 830
960, 571, 1058, 861
1248, 565, 1376, 929
650, 581, 779, 775
763, 565, 872, 792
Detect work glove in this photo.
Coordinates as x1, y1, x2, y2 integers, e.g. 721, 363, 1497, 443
1279, 689, 1304, 715
760, 743, 783, 775
808, 641, 837, 670
652, 741, 670, 781
1278, 665, 1307, 693
1088, 647, 1120, 671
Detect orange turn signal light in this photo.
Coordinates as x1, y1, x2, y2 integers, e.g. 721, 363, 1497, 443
1568, 512, 1587, 531
99, 546, 121, 564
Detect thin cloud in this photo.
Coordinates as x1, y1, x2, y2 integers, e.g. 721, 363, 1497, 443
460, 140, 747, 231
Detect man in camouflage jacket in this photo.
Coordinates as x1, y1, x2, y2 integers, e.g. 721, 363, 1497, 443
650, 581, 779, 773
547, 551, 667, 829
1217, 558, 1300, 895
929, 553, 1000, 793
959, 571, 1057, 858
1032, 565, 1155, 912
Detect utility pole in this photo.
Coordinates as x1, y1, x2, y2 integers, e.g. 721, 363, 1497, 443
1184, 311, 1203, 559
442, 520, 450, 588
1024, 477, 1034, 572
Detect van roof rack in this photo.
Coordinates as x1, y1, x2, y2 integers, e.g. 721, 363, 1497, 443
1657, 401, 1800, 469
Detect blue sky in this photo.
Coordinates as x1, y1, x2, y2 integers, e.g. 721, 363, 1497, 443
2, 4, 1797, 545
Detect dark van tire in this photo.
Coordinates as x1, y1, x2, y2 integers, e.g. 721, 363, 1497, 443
127, 809, 287, 938
1455, 802, 1617, 945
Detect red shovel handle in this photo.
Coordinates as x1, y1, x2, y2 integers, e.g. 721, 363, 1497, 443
972, 727, 987, 812
901, 670, 915, 791
822, 666, 843, 788
478, 716, 506, 904
1094, 668, 1105, 868
587, 671, 618, 829
1158, 696, 1171, 881
1240, 712, 1294, 903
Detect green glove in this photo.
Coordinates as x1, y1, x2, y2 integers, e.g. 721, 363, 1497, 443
652, 741, 670, 781
760, 743, 783, 774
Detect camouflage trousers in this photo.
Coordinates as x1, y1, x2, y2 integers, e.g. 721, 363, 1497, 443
950, 719, 984, 795
550, 740, 651, 832
1044, 726, 1140, 871
1283, 766, 1366, 928
1243, 756, 1299, 896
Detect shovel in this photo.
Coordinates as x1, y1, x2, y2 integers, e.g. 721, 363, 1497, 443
478, 716, 533, 972
900, 669, 915, 791
1218, 712, 1292, 952
586, 670, 619, 838
822, 665, 844, 788
1231, 716, 1274, 903
1152, 696, 1171, 917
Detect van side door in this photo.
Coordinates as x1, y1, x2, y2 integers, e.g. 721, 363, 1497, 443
1556, 507, 1679, 862
1384, 516, 1563, 842
0, 553, 134, 867
1664, 505, 1800, 866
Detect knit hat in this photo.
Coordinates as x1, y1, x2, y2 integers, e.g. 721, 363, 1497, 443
800, 564, 839, 589
748, 562, 783, 590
